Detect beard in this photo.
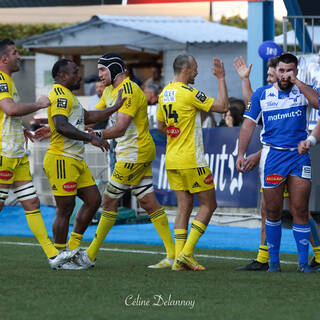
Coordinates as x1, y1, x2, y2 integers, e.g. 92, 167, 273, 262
70, 81, 81, 91
277, 78, 294, 91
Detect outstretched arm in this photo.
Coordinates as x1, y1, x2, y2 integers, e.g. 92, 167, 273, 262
210, 58, 229, 114
84, 89, 127, 124
0, 95, 50, 116
54, 115, 109, 151
233, 56, 253, 105
100, 112, 132, 140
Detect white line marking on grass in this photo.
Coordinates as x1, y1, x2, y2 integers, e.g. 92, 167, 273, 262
0, 240, 296, 265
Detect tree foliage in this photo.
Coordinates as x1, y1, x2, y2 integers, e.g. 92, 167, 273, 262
0, 23, 70, 55
220, 14, 292, 36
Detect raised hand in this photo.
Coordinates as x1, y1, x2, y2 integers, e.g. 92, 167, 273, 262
211, 58, 225, 79
234, 56, 252, 79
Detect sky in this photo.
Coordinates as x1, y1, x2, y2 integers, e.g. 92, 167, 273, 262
212, 0, 287, 21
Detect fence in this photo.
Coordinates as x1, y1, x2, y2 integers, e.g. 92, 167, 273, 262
282, 15, 320, 54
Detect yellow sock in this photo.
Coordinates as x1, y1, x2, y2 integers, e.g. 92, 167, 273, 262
25, 209, 59, 258
256, 245, 269, 263
54, 243, 66, 251
174, 229, 188, 259
149, 208, 175, 259
183, 220, 206, 256
87, 210, 117, 262
68, 232, 83, 250
313, 246, 320, 263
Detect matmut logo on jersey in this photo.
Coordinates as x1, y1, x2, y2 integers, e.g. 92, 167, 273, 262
267, 110, 302, 121
167, 125, 180, 138
62, 181, 77, 192
0, 170, 13, 180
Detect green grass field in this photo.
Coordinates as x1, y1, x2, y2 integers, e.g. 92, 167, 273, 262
0, 236, 319, 320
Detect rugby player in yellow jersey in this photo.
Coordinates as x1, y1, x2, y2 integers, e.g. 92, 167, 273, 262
157, 54, 229, 271
0, 39, 79, 269
72, 53, 175, 270
40, 59, 125, 269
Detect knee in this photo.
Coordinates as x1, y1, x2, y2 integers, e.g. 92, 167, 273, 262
23, 196, 40, 210
57, 200, 75, 217
86, 192, 101, 209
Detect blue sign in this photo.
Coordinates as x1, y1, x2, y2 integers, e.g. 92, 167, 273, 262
151, 127, 261, 208
258, 40, 282, 61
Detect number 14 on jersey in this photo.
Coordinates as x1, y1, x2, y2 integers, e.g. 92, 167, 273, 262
162, 104, 179, 123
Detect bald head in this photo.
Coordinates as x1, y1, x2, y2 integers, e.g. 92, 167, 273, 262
173, 54, 195, 75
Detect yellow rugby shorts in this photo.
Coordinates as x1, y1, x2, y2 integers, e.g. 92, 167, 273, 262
43, 153, 95, 196
167, 167, 214, 193
0, 155, 32, 184
111, 161, 153, 186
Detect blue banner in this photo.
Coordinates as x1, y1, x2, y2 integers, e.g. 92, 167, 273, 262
151, 127, 261, 207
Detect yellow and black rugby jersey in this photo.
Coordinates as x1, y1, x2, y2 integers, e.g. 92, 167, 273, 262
47, 84, 85, 160
0, 71, 24, 158
96, 85, 113, 110
106, 77, 155, 163
157, 82, 214, 169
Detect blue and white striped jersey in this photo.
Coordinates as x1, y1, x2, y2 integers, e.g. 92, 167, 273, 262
244, 84, 309, 149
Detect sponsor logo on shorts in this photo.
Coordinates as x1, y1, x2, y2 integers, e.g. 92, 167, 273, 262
302, 166, 311, 179
204, 173, 213, 185
167, 125, 180, 138
265, 174, 284, 185
299, 239, 309, 246
0, 170, 13, 180
62, 181, 77, 192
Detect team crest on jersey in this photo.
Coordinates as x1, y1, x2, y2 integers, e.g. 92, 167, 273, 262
245, 101, 252, 111
62, 181, 77, 192
0, 83, 9, 93
204, 173, 213, 185
195, 91, 207, 103
167, 124, 180, 138
0, 170, 13, 180
266, 174, 284, 185
57, 98, 67, 109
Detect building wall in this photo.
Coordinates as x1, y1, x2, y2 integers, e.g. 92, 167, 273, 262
188, 42, 247, 101
12, 56, 35, 103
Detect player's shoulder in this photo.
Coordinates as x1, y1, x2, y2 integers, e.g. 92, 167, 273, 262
121, 78, 138, 96
0, 71, 11, 82
50, 84, 68, 98
0, 72, 12, 94
252, 84, 273, 100
180, 84, 195, 93
49, 85, 71, 109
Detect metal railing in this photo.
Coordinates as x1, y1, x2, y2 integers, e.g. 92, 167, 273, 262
283, 15, 320, 54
